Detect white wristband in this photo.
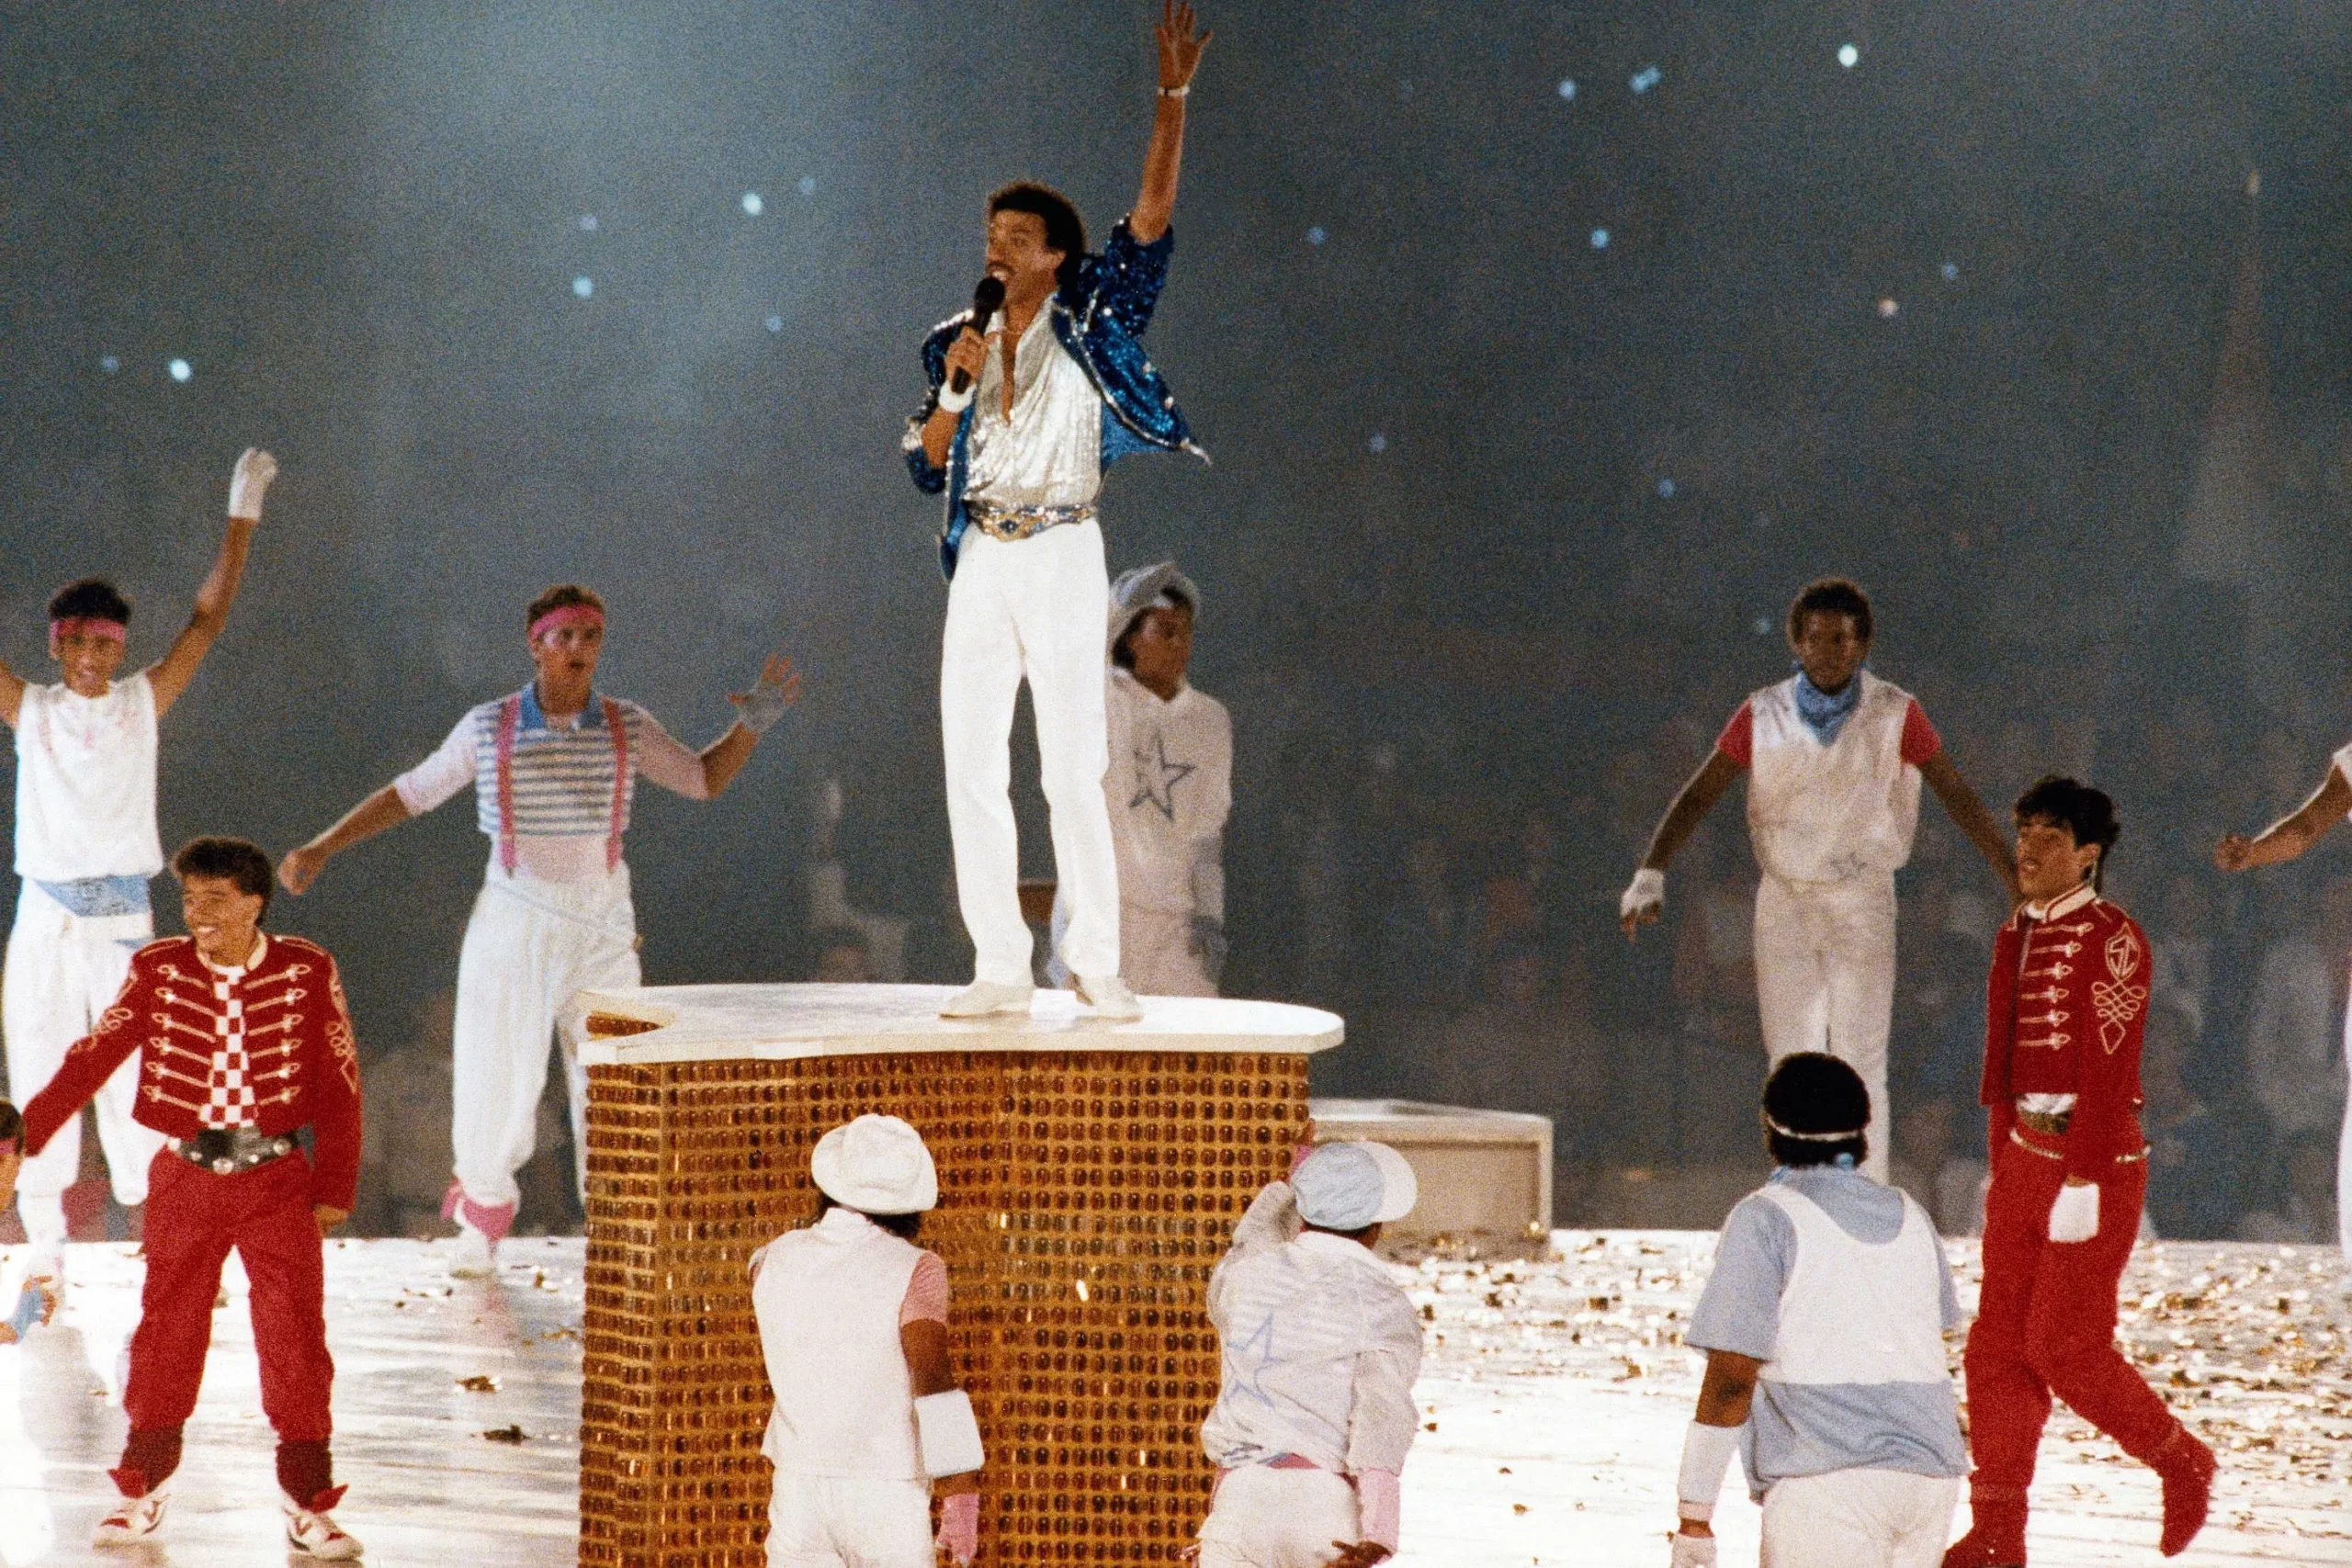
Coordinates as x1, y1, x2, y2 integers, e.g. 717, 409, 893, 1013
934, 378, 975, 415
1159, 84, 1190, 98
1676, 1419, 1739, 1520
1620, 866, 1666, 920
914, 1389, 986, 1477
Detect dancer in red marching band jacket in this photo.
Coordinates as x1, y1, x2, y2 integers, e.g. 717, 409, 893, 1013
1942, 778, 2214, 1568
278, 585, 795, 1279
1621, 578, 2017, 1180
19, 839, 366, 1557
2, 448, 276, 1281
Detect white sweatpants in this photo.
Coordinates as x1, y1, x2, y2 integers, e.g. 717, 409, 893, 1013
449, 863, 639, 1211
1759, 1468, 1960, 1568
1754, 873, 1898, 1182
2, 883, 165, 1247
940, 520, 1119, 985
1197, 1466, 1363, 1568
765, 1473, 932, 1568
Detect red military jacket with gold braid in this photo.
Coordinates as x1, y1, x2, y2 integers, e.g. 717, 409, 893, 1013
21, 933, 365, 1211
1980, 881, 2150, 1180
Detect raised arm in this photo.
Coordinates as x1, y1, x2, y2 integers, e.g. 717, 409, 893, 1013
1920, 750, 2023, 904
1620, 750, 1741, 940
149, 448, 274, 717
1129, 1, 1210, 243
2215, 762, 2352, 873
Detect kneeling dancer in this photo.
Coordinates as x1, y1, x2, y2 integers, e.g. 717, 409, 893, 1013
1199, 1141, 1422, 1568
21, 838, 365, 1557
1672, 1053, 1964, 1568
752, 1114, 983, 1568
1943, 777, 2214, 1567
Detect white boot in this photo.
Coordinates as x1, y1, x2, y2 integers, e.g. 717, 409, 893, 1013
939, 980, 1035, 1019
448, 1222, 496, 1280
284, 1496, 365, 1558
1073, 974, 1142, 1021
93, 1491, 167, 1546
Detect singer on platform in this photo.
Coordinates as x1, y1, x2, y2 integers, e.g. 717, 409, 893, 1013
902, 1, 1211, 1022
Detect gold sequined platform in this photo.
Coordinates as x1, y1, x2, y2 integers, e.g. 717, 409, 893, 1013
572, 983, 1344, 1567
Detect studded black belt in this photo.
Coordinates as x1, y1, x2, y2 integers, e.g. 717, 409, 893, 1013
170, 1126, 294, 1176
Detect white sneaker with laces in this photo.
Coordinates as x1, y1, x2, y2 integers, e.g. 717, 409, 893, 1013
448, 1223, 496, 1280
284, 1498, 365, 1558
1073, 974, 1142, 1021
939, 980, 1035, 1019
93, 1491, 166, 1546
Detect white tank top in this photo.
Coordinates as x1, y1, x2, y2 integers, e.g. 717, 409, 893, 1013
1755, 1183, 1949, 1386
1744, 671, 1921, 885
753, 1208, 928, 1478
13, 671, 164, 881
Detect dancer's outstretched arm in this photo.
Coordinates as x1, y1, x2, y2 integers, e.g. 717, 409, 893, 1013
1620, 752, 1739, 940
2215, 762, 2352, 872
1920, 750, 2023, 904
1129, 0, 1211, 243
151, 448, 276, 716
279, 787, 413, 895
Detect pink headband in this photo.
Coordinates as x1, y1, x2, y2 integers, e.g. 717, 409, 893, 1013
50, 617, 127, 646
529, 604, 605, 643
0, 1136, 17, 1157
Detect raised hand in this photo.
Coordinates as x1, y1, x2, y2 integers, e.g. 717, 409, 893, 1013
729, 653, 802, 736
2211, 832, 2253, 872
1158, 0, 1211, 91
229, 447, 278, 522
279, 846, 327, 896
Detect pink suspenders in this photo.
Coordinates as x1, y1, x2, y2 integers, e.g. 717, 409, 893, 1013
494, 694, 629, 874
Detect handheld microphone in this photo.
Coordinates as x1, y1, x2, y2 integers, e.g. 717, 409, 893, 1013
950, 276, 1007, 394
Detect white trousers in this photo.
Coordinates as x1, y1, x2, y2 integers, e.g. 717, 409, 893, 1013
450, 863, 639, 1211
1759, 1468, 1960, 1568
1197, 1466, 1363, 1568
765, 1473, 933, 1568
940, 521, 1121, 987
1754, 873, 1898, 1182
2, 884, 164, 1247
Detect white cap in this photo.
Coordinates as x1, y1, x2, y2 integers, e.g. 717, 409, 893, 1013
1106, 561, 1200, 655
1292, 1141, 1418, 1230
810, 1114, 939, 1214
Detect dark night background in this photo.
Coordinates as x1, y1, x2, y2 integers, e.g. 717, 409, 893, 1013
3, 2, 2347, 1239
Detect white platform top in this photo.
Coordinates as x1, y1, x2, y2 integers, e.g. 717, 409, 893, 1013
572, 982, 1345, 1066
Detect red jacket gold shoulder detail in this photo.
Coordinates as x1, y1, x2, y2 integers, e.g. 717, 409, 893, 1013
1982, 894, 2148, 1179
19, 933, 367, 1212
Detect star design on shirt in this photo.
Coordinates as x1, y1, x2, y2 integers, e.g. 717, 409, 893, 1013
1226, 1312, 1279, 1407
1128, 733, 1195, 823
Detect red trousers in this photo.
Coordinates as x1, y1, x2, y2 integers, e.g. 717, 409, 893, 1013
1961, 1134, 2178, 1506
125, 1149, 334, 1445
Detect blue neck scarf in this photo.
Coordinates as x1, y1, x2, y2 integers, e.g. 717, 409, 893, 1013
1792, 667, 1863, 747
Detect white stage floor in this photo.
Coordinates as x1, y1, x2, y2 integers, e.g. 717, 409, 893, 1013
1, 1234, 2344, 1565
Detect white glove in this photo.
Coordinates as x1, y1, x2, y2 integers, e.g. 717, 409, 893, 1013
228, 447, 277, 521
1668, 1529, 1718, 1567
1621, 867, 1666, 922
731, 660, 798, 735
2048, 1180, 2099, 1244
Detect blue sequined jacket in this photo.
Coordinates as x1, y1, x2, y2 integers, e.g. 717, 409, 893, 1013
901, 217, 1205, 579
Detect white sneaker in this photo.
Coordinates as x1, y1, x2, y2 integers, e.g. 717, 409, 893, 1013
93, 1491, 166, 1546
447, 1223, 496, 1280
1074, 974, 1142, 1021
939, 980, 1035, 1019
284, 1499, 365, 1558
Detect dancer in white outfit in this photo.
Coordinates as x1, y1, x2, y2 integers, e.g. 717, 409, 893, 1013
2212, 751, 2352, 1262
751, 1115, 983, 1568
1621, 578, 2016, 1181
1, 448, 275, 1275
1199, 1142, 1422, 1568
1052, 562, 1231, 996
1670, 1054, 1965, 1568
904, 2, 1212, 1023
278, 584, 796, 1277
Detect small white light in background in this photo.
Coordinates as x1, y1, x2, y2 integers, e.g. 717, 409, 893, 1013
765, 315, 784, 333
1877, 297, 1900, 318
1368, 433, 1388, 453
1306, 226, 1327, 246
1838, 43, 1860, 68
1657, 478, 1677, 498
1590, 228, 1611, 249
579, 214, 599, 231
99, 355, 119, 373
1941, 261, 1960, 282
572, 276, 594, 299
1630, 65, 1661, 94
1753, 615, 1773, 636
797, 175, 818, 196
167, 358, 192, 382
741, 191, 763, 216
1557, 78, 1577, 99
